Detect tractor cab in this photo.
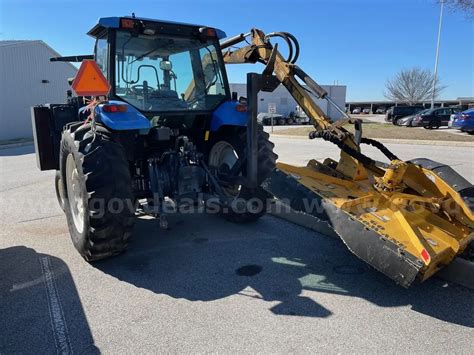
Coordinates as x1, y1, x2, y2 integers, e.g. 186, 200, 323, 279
88, 16, 230, 127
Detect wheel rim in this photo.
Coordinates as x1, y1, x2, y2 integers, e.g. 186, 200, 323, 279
65, 153, 85, 233
209, 141, 241, 197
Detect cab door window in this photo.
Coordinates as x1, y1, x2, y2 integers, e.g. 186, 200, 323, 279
95, 38, 109, 78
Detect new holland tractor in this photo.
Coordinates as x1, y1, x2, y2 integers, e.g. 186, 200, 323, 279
33, 16, 277, 261
32, 16, 473, 287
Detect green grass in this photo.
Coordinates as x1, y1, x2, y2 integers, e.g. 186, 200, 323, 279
272, 122, 474, 142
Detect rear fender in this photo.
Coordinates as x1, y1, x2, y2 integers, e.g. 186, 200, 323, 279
210, 101, 246, 131
94, 101, 151, 130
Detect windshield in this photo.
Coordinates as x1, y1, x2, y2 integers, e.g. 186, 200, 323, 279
417, 109, 430, 115
115, 31, 227, 112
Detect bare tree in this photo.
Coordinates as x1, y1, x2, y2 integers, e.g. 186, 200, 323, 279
437, 0, 474, 17
384, 68, 446, 105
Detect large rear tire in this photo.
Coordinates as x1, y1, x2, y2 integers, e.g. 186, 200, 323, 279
208, 125, 277, 223
60, 123, 135, 261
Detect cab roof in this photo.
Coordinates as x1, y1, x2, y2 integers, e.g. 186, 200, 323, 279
87, 16, 226, 39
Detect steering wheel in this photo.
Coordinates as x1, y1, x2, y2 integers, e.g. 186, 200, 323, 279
130, 84, 156, 96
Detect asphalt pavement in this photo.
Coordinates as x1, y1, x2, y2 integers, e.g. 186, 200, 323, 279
0, 143, 473, 353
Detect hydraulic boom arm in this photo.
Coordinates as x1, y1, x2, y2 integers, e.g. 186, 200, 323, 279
221, 29, 334, 131
220, 29, 386, 178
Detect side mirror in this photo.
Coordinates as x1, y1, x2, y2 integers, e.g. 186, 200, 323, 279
160, 60, 172, 71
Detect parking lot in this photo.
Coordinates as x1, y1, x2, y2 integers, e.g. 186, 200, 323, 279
1, 139, 473, 353
265, 114, 474, 138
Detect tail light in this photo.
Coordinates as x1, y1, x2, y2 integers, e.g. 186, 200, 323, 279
121, 19, 135, 29
461, 114, 469, 120
199, 27, 216, 37
102, 104, 128, 113
236, 104, 247, 112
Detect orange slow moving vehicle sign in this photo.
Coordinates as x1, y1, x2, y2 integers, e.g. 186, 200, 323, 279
71, 60, 110, 96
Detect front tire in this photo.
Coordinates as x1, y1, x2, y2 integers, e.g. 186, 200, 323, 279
60, 124, 135, 261
208, 125, 278, 223
425, 121, 440, 130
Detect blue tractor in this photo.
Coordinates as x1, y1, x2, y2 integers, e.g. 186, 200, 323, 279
32, 16, 277, 261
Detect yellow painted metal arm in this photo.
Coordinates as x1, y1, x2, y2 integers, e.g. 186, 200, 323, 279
220, 29, 374, 180
222, 29, 333, 132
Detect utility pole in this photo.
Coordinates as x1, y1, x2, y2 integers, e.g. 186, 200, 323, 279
431, 0, 444, 108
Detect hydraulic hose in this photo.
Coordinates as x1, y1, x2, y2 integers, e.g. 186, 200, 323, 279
264, 32, 300, 64
264, 32, 293, 63
309, 130, 385, 175
360, 137, 399, 161
280, 32, 300, 63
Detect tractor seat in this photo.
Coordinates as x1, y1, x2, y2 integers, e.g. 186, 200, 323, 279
149, 89, 188, 110
149, 89, 180, 99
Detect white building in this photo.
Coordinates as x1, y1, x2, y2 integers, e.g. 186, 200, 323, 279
0, 40, 77, 141
230, 83, 347, 120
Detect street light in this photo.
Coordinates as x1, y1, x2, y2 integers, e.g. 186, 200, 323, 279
431, 0, 445, 108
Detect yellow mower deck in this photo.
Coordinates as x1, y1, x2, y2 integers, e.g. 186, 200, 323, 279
266, 160, 474, 287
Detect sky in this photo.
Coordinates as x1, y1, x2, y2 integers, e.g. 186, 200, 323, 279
1, 0, 473, 101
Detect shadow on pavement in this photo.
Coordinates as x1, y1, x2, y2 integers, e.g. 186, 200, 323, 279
95, 213, 473, 327
0, 144, 35, 157
0, 246, 99, 353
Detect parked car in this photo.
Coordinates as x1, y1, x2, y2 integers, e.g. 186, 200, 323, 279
257, 113, 286, 126
362, 108, 371, 114
386, 106, 425, 124
352, 107, 362, 114
396, 109, 430, 127
375, 108, 386, 114
412, 107, 463, 129
449, 108, 474, 133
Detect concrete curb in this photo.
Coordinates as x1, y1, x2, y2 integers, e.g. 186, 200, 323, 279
270, 134, 474, 147
269, 199, 474, 290
0, 140, 34, 150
